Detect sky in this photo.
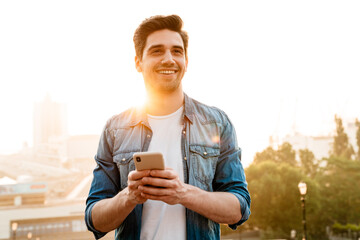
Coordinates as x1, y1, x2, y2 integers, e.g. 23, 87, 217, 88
0, 0, 359, 167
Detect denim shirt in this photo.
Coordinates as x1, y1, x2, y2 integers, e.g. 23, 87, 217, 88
85, 94, 251, 240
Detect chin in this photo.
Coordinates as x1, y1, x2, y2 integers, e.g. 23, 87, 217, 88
154, 82, 182, 94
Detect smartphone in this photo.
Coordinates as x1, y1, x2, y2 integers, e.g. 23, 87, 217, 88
133, 152, 165, 171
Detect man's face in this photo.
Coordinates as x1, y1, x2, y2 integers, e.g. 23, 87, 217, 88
135, 29, 188, 94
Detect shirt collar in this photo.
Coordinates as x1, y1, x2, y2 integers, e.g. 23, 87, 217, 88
128, 92, 194, 128
183, 93, 194, 124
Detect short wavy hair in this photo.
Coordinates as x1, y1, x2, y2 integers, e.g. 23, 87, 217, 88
133, 15, 189, 60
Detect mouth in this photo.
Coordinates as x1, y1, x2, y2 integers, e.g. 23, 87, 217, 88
157, 70, 177, 75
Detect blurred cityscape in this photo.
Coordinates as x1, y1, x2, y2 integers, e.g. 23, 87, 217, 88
0, 95, 114, 240
0, 95, 358, 240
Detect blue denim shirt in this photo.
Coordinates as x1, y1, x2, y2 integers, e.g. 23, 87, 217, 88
85, 94, 251, 239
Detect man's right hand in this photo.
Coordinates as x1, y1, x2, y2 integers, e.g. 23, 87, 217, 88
92, 169, 151, 232
127, 170, 151, 205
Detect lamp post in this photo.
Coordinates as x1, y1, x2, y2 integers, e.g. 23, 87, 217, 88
298, 181, 307, 240
11, 222, 18, 240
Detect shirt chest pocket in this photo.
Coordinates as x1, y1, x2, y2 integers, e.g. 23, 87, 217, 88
113, 152, 136, 189
189, 145, 220, 191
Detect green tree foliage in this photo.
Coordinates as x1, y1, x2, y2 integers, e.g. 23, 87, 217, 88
317, 156, 360, 225
253, 142, 296, 166
278, 142, 296, 166
332, 222, 360, 236
333, 115, 354, 159
245, 161, 322, 239
325, 116, 360, 225
247, 118, 360, 239
299, 149, 318, 177
356, 118, 360, 161
253, 146, 277, 164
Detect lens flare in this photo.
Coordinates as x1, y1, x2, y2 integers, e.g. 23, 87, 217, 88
212, 135, 220, 143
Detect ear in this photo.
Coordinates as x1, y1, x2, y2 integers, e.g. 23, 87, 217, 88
185, 57, 188, 72
135, 56, 142, 72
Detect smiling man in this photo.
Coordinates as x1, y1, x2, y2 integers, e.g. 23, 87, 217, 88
137, 29, 187, 94
85, 15, 250, 240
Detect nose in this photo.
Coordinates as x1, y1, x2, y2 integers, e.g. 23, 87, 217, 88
161, 50, 175, 65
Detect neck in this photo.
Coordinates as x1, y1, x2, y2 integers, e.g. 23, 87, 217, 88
145, 87, 184, 116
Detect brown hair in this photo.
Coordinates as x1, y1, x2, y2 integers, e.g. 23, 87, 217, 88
133, 15, 189, 60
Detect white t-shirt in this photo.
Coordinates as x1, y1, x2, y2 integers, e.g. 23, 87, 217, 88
140, 106, 186, 240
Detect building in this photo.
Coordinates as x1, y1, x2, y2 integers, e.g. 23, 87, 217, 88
345, 120, 359, 154
282, 132, 333, 160
33, 95, 67, 151
0, 157, 114, 240
279, 119, 358, 160
0, 95, 113, 239
0, 183, 115, 240
0, 133, 103, 239
33, 134, 99, 170
0, 182, 47, 208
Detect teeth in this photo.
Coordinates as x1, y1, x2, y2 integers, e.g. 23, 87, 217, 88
159, 70, 175, 74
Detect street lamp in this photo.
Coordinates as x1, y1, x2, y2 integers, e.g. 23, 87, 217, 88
11, 222, 18, 240
298, 181, 307, 240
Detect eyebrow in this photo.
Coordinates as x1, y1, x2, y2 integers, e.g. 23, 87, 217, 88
147, 44, 184, 52
173, 45, 184, 51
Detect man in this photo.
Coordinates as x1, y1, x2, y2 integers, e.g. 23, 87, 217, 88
85, 15, 250, 240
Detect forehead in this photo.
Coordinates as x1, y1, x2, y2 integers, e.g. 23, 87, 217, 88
144, 29, 184, 51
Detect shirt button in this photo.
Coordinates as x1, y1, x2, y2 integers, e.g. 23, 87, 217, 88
203, 152, 207, 156
122, 158, 126, 162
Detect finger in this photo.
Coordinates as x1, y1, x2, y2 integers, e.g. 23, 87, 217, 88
140, 193, 175, 204
128, 175, 150, 190
142, 176, 176, 188
149, 169, 177, 179
141, 192, 164, 200
128, 179, 143, 190
139, 185, 171, 196
128, 170, 151, 181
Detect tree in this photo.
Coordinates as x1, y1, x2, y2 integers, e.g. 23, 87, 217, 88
319, 116, 360, 226
277, 142, 296, 166
317, 156, 360, 225
332, 115, 354, 159
253, 146, 277, 164
253, 142, 296, 166
245, 161, 323, 239
356, 118, 360, 161
299, 149, 318, 177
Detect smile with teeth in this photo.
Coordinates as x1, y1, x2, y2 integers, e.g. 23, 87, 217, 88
158, 70, 176, 74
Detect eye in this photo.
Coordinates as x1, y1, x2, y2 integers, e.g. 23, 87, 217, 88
173, 49, 184, 55
150, 49, 163, 55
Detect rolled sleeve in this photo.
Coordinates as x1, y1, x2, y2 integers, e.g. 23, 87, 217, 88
85, 201, 107, 239
85, 126, 120, 238
213, 114, 251, 229
214, 148, 251, 229
228, 191, 251, 229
